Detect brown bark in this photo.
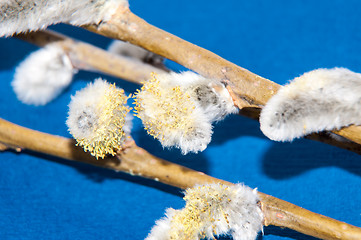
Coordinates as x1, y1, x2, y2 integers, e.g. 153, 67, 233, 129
14, 29, 361, 154
0, 118, 360, 240
84, 8, 279, 109
15, 30, 167, 85
84, 8, 361, 150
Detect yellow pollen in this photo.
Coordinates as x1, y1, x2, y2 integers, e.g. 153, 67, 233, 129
75, 83, 130, 159
133, 73, 197, 144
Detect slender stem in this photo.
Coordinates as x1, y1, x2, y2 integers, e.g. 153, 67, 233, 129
83, 8, 279, 109
13, 29, 361, 153
0, 118, 360, 240
83, 8, 361, 149
15, 30, 167, 85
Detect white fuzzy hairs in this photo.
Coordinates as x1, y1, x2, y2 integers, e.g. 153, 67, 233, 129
66, 78, 132, 159
160, 71, 238, 123
146, 183, 263, 240
0, 0, 128, 37
134, 71, 237, 154
12, 44, 75, 106
260, 67, 361, 141
108, 40, 165, 66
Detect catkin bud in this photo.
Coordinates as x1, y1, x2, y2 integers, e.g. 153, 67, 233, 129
260, 67, 361, 141
12, 44, 75, 106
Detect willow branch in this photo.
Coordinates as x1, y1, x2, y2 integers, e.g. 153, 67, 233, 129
83, 7, 277, 109
15, 30, 167, 85
0, 118, 360, 240
83, 7, 361, 149
14, 28, 361, 154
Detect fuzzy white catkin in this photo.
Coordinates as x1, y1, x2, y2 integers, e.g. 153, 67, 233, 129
12, 44, 75, 106
66, 78, 132, 159
146, 183, 263, 240
260, 67, 361, 141
108, 40, 150, 60
0, 0, 129, 37
108, 40, 163, 62
167, 71, 238, 122
134, 71, 237, 154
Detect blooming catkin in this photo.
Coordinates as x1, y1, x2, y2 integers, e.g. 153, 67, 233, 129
146, 183, 263, 240
12, 44, 75, 106
133, 72, 237, 154
66, 79, 131, 159
260, 67, 361, 141
0, 0, 129, 37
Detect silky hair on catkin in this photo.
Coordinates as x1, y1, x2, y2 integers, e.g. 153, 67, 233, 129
0, 0, 128, 37
134, 71, 237, 154
146, 183, 263, 240
66, 78, 132, 159
260, 67, 361, 141
12, 44, 75, 106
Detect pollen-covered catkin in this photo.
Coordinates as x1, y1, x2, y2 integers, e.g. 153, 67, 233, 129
12, 44, 75, 106
146, 183, 263, 240
66, 78, 131, 159
133, 72, 237, 154
260, 67, 361, 141
0, 0, 129, 37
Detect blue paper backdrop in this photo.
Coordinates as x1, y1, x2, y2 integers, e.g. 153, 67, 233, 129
1, 0, 361, 239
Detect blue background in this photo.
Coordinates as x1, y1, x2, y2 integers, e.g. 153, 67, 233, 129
1, 0, 361, 239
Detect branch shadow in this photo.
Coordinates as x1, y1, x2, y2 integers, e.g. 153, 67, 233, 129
136, 127, 210, 174
7, 144, 335, 240
12, 147, 183, 197
262, 138, 361, 180
210, 114, 264, 146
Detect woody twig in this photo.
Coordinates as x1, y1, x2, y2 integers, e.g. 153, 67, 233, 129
84, 6, 361, 148
0, 117, 360, 240
14, 29, 361, 155
15, 29, 167, 85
